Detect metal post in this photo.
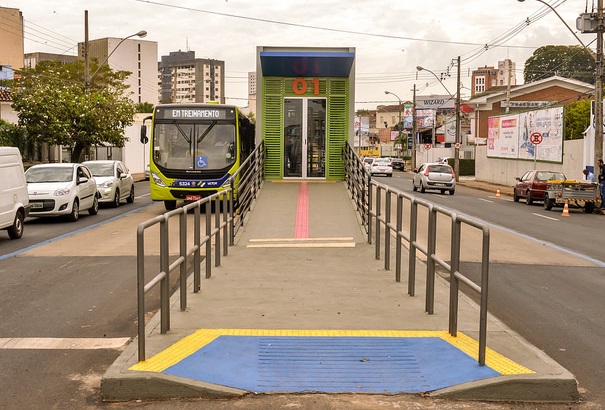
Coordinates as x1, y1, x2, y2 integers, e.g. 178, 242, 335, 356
426, 206, 437, 314
408, 199, 418, 296
160, 217, 170, 333
449, 216, 461, 336
395, 194, 403, 282
412, 84, 417, 171
179, 210, 187, 311
205, 202, 212, 278
194, 204, 201, 292
454, 56, 461, 182
595, 0, 604, 168
136, 225, 146, 361
374, 185, 382, 260
384, 190, 391, 271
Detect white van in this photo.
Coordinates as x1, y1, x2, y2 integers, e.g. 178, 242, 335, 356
0, 147, 30, 239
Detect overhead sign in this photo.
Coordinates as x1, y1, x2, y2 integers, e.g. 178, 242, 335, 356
415, 94, 455, 110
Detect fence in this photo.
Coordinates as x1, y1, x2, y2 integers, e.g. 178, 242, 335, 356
343, 143, 491, 366
135, 142, 264, 361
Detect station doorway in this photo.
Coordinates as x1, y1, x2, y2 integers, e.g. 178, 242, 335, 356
284, 98, 326, 178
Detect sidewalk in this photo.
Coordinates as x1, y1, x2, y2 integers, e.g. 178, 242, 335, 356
101, 180, 577, 402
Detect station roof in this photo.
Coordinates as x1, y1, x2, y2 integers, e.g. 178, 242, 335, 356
259, 51, 355, 77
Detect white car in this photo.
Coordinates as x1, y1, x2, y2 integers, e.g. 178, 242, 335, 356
412, 162, 456, 195
83, 160, 135, 207
25, 163, 99, 221
367, 157, 393, 177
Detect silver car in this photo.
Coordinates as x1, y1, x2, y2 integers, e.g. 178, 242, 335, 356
82, 160, 135, 207
412, 163, 456, 195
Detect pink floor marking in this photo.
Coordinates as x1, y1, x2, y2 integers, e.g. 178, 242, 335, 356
294, 182, 309, 238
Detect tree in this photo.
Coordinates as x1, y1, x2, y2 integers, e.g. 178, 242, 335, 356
524, 45, 595, 84
135, 102, 155, 113
11, 60, 136, 162
564, 99, 591, 140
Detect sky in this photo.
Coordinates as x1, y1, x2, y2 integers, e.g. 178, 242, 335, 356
0, 0, 598, 110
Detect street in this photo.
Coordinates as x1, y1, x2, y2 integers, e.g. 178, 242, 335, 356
0, 175, 604, 409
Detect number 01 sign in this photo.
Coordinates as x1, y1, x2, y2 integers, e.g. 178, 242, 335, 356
292, 78, 320, 95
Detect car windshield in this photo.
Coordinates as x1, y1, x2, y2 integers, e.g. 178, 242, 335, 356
536, 172, 565, 181
374, 158, 390, 164
84, 163, 114, 177
427, 165, 452, 173
26, 167, 73, 183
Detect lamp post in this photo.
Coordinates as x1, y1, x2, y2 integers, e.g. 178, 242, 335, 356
384, 90, 403, 160
416, 63, 462, 181
84, 11, 147, 87
518, 0, 603, 173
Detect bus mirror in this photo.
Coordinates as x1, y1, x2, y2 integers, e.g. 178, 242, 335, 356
140, 125, 149, 144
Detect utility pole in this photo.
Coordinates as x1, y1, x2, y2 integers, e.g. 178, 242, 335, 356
595, 0, 604, 168
412, 84, 417, 171
84, 10, 89, 87
454, 56, 461, 182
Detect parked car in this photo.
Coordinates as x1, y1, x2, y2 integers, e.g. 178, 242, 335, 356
25, 163, 99, 222
437, 157, 452, 165
390, 158, 405, 171
83, 160, 135, 207
514, 170, 566, 205
362, 157, 374, 172
0, 147, 30, 239
368, 157, 393, 177
412, 162, 456, 195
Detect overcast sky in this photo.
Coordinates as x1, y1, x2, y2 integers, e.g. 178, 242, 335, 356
1, 0, 597, 109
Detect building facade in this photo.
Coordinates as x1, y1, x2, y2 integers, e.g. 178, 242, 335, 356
78, 37, 159, 105
23, 52, 77, 69
158, 51, 225, 104
0, 7, 24, 72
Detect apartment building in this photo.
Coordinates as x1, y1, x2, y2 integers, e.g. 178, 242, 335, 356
0, 7, 24, 72
78, 37, 159, 105
158, 50, 225, 104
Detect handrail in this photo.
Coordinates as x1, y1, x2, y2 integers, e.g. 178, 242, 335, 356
135, 142, 264, 362
343, 143, 491, 366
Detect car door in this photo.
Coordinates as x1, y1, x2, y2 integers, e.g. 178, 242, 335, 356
117, 162, 132, 201
77, 166, 96, 209
518, 171, 532, 196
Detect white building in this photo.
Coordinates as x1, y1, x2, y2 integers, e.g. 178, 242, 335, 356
78, 37, 159, 105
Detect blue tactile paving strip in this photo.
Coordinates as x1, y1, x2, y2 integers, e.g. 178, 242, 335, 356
130, 329, 534, 394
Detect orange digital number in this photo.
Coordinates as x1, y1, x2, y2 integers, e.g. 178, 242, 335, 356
291, 78, 321, 95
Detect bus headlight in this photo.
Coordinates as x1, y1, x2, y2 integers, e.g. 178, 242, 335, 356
151, 171, 166, 187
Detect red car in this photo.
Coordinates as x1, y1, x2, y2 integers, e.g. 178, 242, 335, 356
514, 170, 566, 205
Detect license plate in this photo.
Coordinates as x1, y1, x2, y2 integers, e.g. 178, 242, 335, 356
185, 195, 202, 201
435, 183, 445, 187
30, 202, 43, 209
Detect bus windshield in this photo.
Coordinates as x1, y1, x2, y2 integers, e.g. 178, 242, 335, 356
153, 122, 236, 171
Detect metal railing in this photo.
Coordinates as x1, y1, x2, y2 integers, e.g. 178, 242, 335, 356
136, 142, 264, 361
343, 144, 491, 366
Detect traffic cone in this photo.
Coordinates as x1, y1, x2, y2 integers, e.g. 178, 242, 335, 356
561, 200, 570, 217
495, 189, 501, 199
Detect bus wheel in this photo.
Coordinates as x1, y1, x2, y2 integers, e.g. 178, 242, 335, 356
164, 200, 177, 211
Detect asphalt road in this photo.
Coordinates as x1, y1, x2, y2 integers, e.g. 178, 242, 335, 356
377, 171, 605, 404
1, 176, 604, 409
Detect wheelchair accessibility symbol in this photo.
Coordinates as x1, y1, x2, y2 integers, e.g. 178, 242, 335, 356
196, 156, 208, 168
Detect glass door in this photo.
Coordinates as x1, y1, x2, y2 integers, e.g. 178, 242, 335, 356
284, 98, 326, 178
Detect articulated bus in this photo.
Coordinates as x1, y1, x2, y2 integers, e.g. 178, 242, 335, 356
140, 103, 255, 210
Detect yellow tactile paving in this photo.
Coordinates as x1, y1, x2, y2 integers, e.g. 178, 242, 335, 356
129, 329, 534, 376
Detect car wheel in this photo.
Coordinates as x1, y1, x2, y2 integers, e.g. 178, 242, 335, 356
68, 199, 79, 222
7, 211, 24, 239
543, 194, 553, 210
412, 182, 417, 192
126, 185, 135, 203
449, 188, 455, 195
89, 194, 99, 215
513, 190, 519, 202
420, 184, 426, 193
440, 189, 446, 195
112, 189, 120, 208
164, 200, 177, 211
526, 191, 533, 205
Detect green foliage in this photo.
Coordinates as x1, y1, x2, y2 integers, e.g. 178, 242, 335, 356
246, 111, 256, 125
564, 99, 590, 140
11, 60, 136, 162
0, 118, 26, 150
135, 102, 155, 113
524, 45, 595, 84
355, 109, 370, 117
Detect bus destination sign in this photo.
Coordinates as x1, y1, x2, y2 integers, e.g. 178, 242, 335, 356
156, 107, 234, 120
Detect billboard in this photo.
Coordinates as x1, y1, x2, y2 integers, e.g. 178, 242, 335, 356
487, 107, 563, 163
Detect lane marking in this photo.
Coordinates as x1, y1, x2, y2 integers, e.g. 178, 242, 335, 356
294, 182, 309, 238
478, 198, 494, 203
0, 337, 130, 350
532, 213, 559, 221
249, 237, 354, 242
247, 242, 356, 248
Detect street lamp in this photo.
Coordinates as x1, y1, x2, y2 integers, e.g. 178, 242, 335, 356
417, 63, 462, 181
85, 30, 148, 86
518, 0, 603, 174
384, 90, 403, 159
